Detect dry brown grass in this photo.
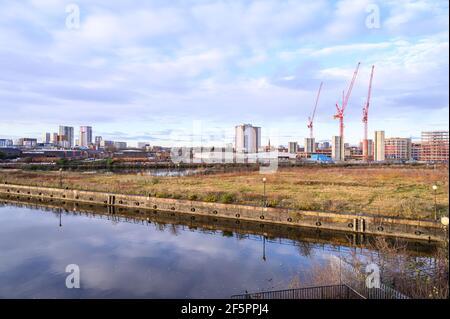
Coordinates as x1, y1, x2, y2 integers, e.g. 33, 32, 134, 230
0, 166, 448, 219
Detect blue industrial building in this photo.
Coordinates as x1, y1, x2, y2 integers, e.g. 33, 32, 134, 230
309, 154, 333, 163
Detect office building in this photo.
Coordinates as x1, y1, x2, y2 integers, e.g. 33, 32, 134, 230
51, 133, 58, 144
0, 139, 13, 147
58, 126, 74, 148
79, 126, 93, 147
235, 124, 261, 153
56, 135, 70, 148
320, 141, 331, 149
100, 140, 114, 149
43, 132, 51, 144
95, 136, 103, 148
374, 131, 385, 162
332, 136, 344, 161
420, 131, 449, 162
385, 137, 411, 161
16, 138, 37, 148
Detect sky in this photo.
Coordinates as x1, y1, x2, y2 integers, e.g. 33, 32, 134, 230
0, 0, 448, 147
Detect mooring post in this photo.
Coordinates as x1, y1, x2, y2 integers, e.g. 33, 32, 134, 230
359, 218, 365, 233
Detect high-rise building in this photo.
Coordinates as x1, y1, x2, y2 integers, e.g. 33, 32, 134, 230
385, 137, 411, 161
0, 139, 13, 147
95, 136, 103, 148
51, 133, 58, 144
420, 131, 449, 162
43, 132, 51, 144
57, 134, 70, 148
319, 141, 331, 149
332, 136, 344, 161
374, 131, 385, 162
288, 142, 298, 154
235, 124, 261, 153
79, 126, 93, 147
58, 126, 74, 148
304, 138, 316, 153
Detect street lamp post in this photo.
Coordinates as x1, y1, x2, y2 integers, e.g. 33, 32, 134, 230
262, 177, 267, 208
59, 168, 63, 188
432, 185, 438, 220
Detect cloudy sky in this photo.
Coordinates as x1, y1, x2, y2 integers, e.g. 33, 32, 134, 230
0, 0, 448, 147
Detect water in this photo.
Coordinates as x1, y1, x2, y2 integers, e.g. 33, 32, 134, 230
0, 200, 437, 298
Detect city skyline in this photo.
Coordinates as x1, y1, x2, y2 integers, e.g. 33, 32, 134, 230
0, 0, 448, 146
2, 123, 447, 149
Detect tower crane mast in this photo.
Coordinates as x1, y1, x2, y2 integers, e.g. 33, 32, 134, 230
334, 62, 361, 140
362, 65, 375, 161
307, 82, 323, 139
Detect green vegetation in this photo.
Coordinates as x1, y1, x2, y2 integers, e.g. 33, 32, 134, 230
56, 158, 69, 167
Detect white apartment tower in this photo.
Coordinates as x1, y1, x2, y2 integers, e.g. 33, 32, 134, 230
374, 130, 385, 162
79, 126, 93, 147
235, 124, 261, 153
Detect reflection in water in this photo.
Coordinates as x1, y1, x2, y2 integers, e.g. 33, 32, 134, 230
0, 199, 440, 298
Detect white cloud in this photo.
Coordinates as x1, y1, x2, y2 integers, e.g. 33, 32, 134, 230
0, 0, 448, 145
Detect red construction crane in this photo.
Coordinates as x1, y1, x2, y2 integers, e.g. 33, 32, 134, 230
307, 82, 323, 139
362, 65, 375, 161
334, 62, 361, 140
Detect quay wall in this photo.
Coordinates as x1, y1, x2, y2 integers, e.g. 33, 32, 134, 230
0, 183, 446, 242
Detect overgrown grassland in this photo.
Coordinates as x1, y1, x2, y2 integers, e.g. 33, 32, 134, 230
1, 166, 448, 219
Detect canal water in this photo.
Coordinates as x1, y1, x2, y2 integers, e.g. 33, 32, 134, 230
0, 202, 437, 298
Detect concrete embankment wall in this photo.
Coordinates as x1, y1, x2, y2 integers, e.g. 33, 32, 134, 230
0, 183, 445, 242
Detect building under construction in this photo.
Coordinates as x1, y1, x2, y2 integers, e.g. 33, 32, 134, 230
298, 63, 448, 164
385, 137, 412, 161
419, 131, 449, 162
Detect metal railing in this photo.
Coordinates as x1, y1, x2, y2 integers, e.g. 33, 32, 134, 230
348, 282, 409, 299
231, 282, 409, 299
231, 284, 365, 299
